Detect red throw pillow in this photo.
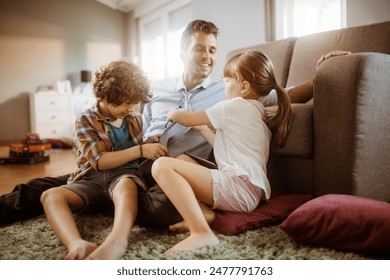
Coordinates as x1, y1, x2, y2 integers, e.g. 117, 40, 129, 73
211, 194, 313, 235
279, 194, 390, 254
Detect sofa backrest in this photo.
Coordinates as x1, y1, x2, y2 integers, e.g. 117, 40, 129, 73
287, 21, 390, 87
226, 37, 296, 88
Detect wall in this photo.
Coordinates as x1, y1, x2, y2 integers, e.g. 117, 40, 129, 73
0, 0, 127, 141
347, 0, 390, 27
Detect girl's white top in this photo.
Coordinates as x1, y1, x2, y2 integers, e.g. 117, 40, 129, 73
205, 97, 272, 199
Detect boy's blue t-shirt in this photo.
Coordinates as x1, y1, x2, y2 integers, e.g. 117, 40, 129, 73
109, 121, 139, 169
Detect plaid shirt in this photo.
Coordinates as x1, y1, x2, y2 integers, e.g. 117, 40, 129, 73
68, 101, 143, 183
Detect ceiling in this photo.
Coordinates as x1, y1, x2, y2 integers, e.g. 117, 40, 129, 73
96, 0, 141, 12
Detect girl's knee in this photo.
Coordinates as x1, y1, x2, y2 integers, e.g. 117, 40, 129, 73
151, 157, 172, 178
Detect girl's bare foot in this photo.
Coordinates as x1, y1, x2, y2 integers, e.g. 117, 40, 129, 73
85, 235, 128, 260
65, 240, 98, 260
169, 208, 216, 233
164, 232, 219, 255
169, 220, 188, 232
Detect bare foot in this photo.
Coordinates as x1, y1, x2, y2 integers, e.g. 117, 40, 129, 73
164, 232, 219, 255
85, 235, 128, 260
169, 210, 216, 233
65, 239, 98, 260
169, 220, 188, 232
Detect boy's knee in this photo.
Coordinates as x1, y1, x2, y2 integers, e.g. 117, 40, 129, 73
114, 177, 137, 193
40, 188, 60, 205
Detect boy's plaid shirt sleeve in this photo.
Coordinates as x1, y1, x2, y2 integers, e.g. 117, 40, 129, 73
69, 108, 112, 182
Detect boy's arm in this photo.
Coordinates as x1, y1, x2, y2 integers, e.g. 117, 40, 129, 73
98, 146, 142, 170
98, 143, 168, 170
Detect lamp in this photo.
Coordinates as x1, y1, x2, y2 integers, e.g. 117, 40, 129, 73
81, 70, 92, 83
79, 70, 92, 94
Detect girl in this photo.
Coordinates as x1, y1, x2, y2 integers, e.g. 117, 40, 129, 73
40, 61, 168, 260
151, 50, 292, 254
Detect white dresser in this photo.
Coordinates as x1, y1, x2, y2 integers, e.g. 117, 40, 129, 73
29, 92, 95, 139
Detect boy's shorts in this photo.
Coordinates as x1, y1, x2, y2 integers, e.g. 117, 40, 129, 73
210, 170, 262, 213
62, 167, 143, 213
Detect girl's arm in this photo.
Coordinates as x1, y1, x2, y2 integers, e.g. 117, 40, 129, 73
168, 109, 215, 145
193, 125, 215, 146
168, 109, 211, 126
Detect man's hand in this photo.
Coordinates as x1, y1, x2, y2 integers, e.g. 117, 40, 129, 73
316, 50, 351, 70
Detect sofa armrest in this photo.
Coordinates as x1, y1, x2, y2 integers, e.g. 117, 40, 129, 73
313, 52, 390, 201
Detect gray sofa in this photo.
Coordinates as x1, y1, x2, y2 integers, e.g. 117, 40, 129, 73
229, 21, 390, 202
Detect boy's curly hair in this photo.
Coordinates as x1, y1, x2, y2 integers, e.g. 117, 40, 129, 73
93, 60, 151, 106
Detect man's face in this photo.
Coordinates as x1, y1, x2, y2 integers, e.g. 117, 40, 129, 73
181, 32, 217, 81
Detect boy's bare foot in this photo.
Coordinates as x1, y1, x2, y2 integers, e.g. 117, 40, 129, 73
164, 232, 219, 255
85, 235, 128, 260
65, 240, 98, 260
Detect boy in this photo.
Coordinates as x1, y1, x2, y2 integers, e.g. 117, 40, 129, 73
40, 61, 168, 260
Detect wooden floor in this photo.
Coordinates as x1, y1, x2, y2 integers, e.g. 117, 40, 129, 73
0, 145, 77, 195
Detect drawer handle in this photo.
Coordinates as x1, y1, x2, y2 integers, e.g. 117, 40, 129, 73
50, 115, 56, 120
50, 101, 56, 105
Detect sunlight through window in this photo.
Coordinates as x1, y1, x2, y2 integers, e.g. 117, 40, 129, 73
274, 0, 346, 39
139, 2, 192, 80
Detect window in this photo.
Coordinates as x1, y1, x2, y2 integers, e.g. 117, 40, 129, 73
273, 0, 346, 40
138, 1, 192, 80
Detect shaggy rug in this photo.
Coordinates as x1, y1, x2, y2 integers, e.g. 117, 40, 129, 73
0, 214, 371, 260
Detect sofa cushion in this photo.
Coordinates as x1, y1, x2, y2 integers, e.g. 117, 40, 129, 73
279, 194, 390, 255
270, 102, 313, 157
287, 21, 390, 87
227, 37, 296, 87
211, 194, 312, 235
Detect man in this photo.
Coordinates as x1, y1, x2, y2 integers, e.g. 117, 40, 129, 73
143, 20, 225, 160
0, 19, 343, 227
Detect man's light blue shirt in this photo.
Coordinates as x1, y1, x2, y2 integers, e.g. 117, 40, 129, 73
143, 76, 225, 137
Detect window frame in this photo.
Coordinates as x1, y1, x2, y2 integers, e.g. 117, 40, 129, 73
138, 0, 192, 80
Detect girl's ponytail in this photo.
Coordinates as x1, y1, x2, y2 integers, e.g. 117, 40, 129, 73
265, 84, 292, 147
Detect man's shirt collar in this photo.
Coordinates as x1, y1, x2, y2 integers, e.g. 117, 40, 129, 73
176, 76, 212, 93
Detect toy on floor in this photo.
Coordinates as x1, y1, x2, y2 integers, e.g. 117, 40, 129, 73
1, 133, 51, 164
